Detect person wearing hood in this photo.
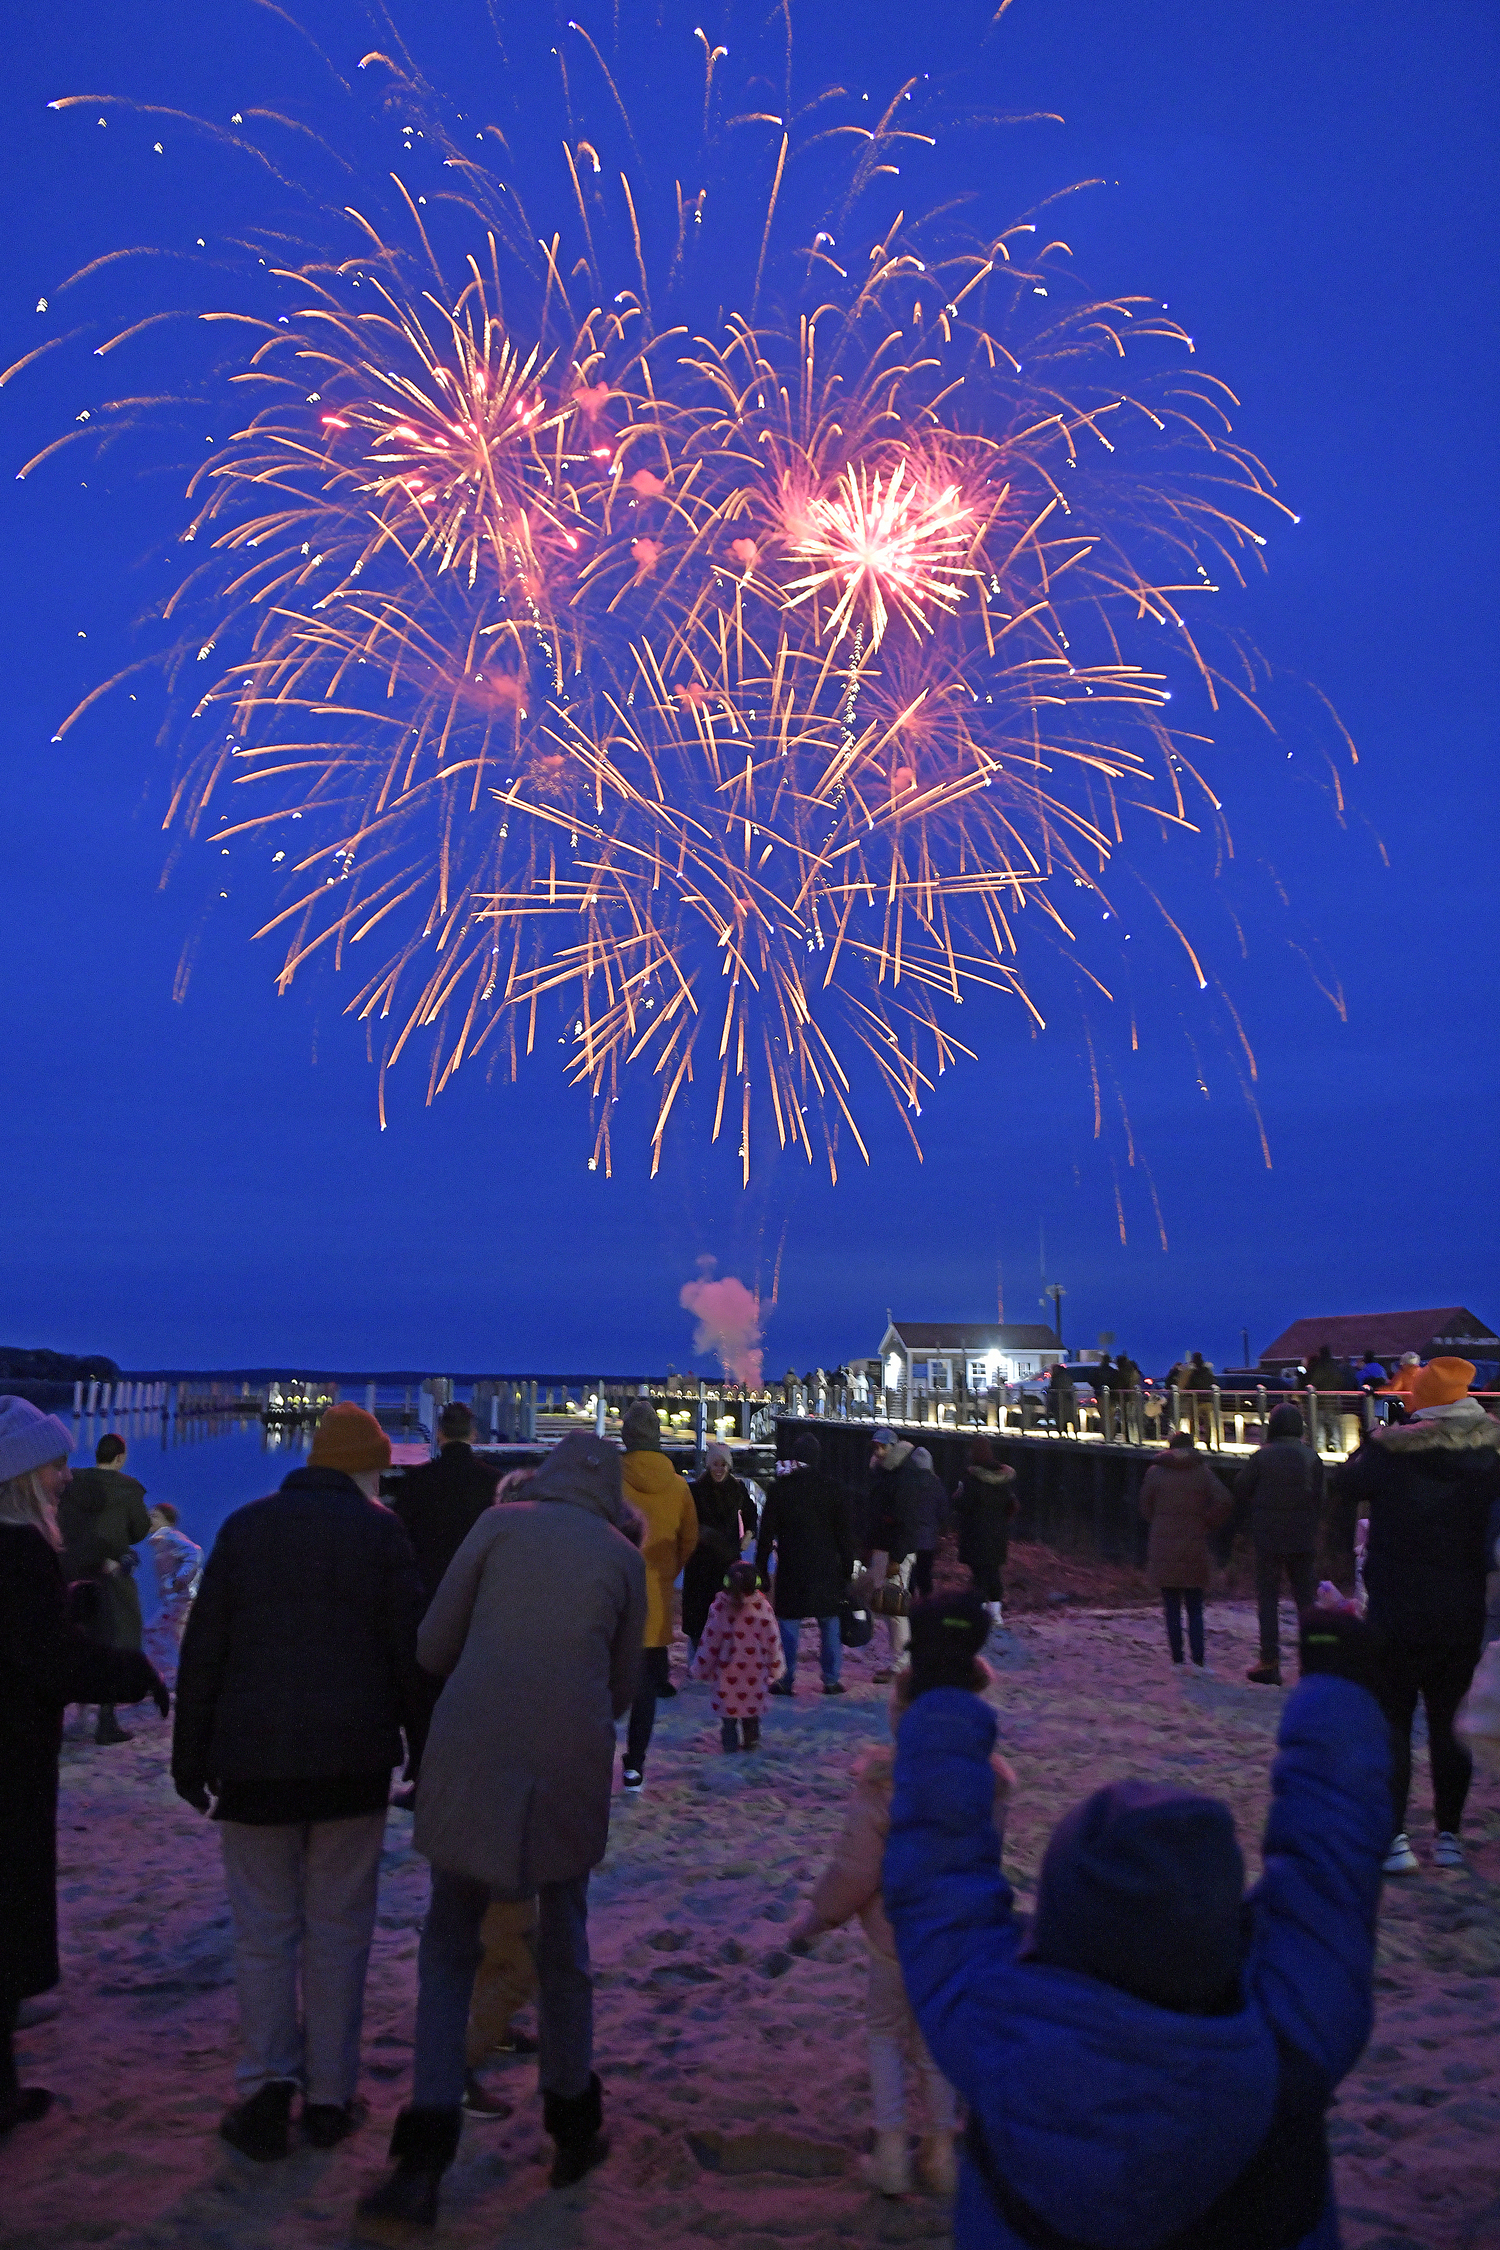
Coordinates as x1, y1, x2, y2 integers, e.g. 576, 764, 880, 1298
1332, 1358, 1500, 1875
787, 1611, 1012, 2197
357, 1430, 646, 2226
906, 1447, 950, 1600
1139, 1433, 1233, 1669
1235, 1405, 1326, 1687
618, 1402, 697, 1790
682, 1442, 758, 1661
950, 1438, 1019, 1624
885, 1602, 1391, 2249
173, 1403, 429, 2162
142, 1502, 202, 1690
755, 1433, 856, 1695
0, 1398, 168, 2135
57, 1431, 151, 1745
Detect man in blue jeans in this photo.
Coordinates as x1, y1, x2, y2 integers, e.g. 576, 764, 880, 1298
357, 1433, 646, 2225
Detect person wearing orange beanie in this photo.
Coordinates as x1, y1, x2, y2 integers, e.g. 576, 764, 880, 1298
172, 1399, 427, 2160
1334, 1359, 1500, 1875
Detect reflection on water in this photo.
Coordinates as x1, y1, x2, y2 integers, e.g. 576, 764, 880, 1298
68, 1410, 316, 1626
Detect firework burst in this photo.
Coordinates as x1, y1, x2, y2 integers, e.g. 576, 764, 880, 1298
15, 4, 1354, 1191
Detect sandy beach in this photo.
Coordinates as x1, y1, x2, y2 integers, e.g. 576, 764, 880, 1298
8, 1565, 1499, 2250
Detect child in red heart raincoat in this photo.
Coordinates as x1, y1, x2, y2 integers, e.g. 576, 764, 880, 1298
690, 1560, 785, 1750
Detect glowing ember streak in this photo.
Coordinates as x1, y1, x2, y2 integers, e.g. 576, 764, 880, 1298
782, 459, 975, 646
22, 8, 1349, 1190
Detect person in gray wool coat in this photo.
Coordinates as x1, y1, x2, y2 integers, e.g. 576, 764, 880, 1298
358, 1429, 647, 2227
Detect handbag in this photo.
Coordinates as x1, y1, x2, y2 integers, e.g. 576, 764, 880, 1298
838, 1600, 874, 1648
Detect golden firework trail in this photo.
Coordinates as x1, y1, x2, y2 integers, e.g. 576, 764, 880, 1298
14, 5, 1352, 1189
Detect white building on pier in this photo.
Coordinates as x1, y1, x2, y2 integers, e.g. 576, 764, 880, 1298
877, 1320, 1065, 1400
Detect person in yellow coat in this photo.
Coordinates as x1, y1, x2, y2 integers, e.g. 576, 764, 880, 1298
619, 1402, 697, 1790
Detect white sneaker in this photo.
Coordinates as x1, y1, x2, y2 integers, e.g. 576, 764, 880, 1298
1433, 1831, 1465, 1869
621, 1766, 644, 1793
1383, 1833, 1419, 1876
860, 2130, 912, 2198
984, 1602, 1003, 1628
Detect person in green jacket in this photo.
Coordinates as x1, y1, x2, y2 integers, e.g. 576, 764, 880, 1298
56, 1432, 150, 1744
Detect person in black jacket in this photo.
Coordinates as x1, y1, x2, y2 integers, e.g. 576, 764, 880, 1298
1235, 1404, 1326, 1686
1332, 1360, 1500, 1876
57, 1431, 153, 1745
682, 1443, 759, 1658
0, 1398, 166, 2135
906, 1447, 950, 1600
950, 1436, 1019, 1622
389, 1402, 502, 1610
755, 1434, 855, 1695
173, 1402, 427, 2161
867, 1429, 922, 1682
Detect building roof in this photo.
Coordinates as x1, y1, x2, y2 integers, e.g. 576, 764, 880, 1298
1260, 1308, 1497, 1365
885, 1321, 1061, 1353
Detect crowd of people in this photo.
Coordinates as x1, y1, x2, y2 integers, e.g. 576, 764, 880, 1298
0, 1365, 1497, 2248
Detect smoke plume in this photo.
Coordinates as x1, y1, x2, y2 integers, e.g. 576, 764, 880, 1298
679, 1257, 764, 1386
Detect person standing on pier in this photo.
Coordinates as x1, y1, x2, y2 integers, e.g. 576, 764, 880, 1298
618, 1403, 697, 1790
1113, 1352, 1143, 1443
172, 1402, 429, 2160
357, 1430, 646, 2222
0, 1398, 168, 2136
57, 1432, 151, 1746
1046, 1360, 1079, 1438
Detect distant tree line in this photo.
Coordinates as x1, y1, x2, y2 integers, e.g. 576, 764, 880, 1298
0, 1346, 120, 1383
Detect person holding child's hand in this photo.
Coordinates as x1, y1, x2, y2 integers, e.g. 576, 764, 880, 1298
788, 1596, 1013, 2200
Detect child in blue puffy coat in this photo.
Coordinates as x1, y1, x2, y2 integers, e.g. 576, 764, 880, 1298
884, 1597, 1392, 2250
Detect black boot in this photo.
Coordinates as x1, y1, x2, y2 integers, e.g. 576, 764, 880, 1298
219, 2080, 296, 2161
95, 1707, 132, 1746
544, 2074, 609, 2189
354, 2105, 462, 2226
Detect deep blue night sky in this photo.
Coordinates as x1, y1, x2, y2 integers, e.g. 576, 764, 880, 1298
2, 1, 1495, 1379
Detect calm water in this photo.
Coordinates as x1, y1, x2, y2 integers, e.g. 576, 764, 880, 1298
66, 1413, 315, 1626
66, 1401, 765, 1625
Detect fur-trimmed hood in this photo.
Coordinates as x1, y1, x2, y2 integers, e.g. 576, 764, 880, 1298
1374, 1402, 1500, 1456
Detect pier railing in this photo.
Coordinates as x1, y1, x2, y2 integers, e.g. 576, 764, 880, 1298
772, 1382, 1500, 1459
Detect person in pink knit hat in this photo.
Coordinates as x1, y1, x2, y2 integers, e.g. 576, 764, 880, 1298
690, 1561, 784, 1751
